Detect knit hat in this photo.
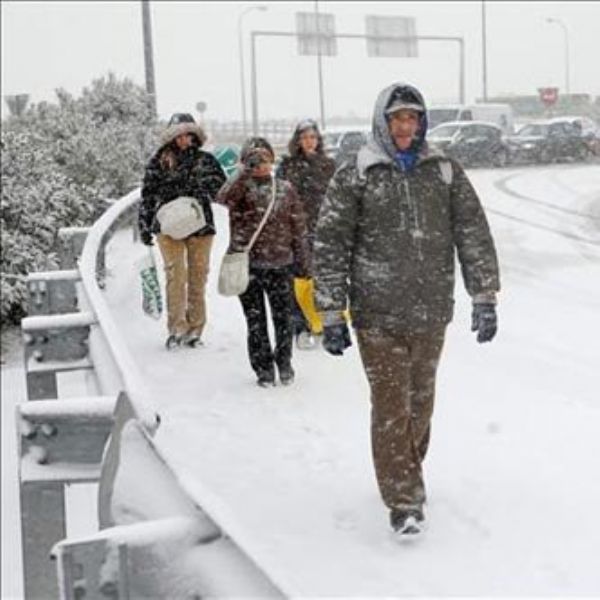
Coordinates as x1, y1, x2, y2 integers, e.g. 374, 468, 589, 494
160, 113, 207, 148
296, 118, 319, 133
384, 88, 425, 116
240, 137, 275, 163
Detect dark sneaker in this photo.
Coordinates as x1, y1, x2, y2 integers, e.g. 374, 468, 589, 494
390, 508, 424, 536
279, 366, 295, 386
182, 333, 203, 348
257, 372, 276, 388
165, 334, 183, 350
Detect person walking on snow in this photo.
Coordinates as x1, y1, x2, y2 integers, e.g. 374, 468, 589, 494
139, 113, 227, 350
277, 119, 336, 348
216, 137, 309, 387
313, 83, 500, 536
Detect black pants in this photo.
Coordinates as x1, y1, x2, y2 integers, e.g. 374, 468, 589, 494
239, 266, 294, 379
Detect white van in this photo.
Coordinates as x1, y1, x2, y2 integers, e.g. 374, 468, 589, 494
428, 103, 514, 133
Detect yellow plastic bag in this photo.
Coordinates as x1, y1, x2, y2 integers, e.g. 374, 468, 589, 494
294, 278, 349, 335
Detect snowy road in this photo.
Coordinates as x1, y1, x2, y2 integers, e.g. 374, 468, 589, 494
103, 163, 600, 596
5, 164, 597, 598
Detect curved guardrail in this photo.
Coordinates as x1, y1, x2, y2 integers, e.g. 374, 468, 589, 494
17, 189, 289, 599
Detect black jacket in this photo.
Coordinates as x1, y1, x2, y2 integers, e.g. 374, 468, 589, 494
277, 153, 335, 238
139, 145, 226, 239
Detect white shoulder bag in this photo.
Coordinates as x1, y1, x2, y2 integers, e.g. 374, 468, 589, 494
156, 196, 206, 240
218, 175, 276, 297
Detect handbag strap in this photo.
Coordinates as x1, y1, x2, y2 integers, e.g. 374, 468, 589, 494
245, 173, 277, 252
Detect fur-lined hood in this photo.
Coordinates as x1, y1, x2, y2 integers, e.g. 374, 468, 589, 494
159, 121, 207, 150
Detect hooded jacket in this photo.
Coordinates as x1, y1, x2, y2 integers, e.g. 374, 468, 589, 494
313, 83, 500, 332
276, 123, 336, 238
215, 170, 310, 275
139, 122, 226, 239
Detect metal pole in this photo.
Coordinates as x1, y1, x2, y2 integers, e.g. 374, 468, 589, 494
481, 0, 488, 101
249, 31, 465, 127
238, 7, 268, 138
238, 14, 248, 137
250, 31, 259, 136
559, 22, 570, 95
141, 0, 157, 117
459, 37, 465, 104
314, 1, 326, 130
547, 18, 570, 96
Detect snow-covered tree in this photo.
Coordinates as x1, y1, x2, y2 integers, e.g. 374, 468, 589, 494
1, 73, 161, 325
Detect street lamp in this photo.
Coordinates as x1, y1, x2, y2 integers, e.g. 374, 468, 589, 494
481, 0, 488, 102
141, 0, 157, 117
546, 17, 570, 96
238, 5, 268, 137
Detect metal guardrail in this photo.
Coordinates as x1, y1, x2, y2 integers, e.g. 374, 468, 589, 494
17, 189, 289, 599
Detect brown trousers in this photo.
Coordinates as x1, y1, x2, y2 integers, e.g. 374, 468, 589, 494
157, 234, 213, 337
356, 326, 446, 512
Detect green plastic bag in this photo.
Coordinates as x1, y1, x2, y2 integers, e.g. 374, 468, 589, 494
137, 249, 163, 320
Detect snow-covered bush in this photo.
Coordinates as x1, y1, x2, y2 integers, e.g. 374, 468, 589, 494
1, 73, 161, 325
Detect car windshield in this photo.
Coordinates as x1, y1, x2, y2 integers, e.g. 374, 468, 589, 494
427, 109, 460, 129
516, 124, 549, 137
428, 125, 461, 139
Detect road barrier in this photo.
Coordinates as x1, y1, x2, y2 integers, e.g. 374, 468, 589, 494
17, 189, 287, 599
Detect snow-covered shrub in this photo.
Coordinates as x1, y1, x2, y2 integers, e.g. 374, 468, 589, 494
1, 73, 161, 325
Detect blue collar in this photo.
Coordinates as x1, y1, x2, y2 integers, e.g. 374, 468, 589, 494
394, 150, 418, 172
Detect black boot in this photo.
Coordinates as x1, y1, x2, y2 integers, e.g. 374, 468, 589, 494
165, 334, 183, 350
278, 365, 295, 386
390, 508, 424, 536
256, 370, 276, 388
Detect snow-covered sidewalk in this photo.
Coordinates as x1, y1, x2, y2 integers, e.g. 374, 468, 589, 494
99, 163, 600, 596
3, 164, 598, 598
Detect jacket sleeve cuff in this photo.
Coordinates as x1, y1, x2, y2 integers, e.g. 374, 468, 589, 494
321, 311, 346, 327
472, 292, 497, 305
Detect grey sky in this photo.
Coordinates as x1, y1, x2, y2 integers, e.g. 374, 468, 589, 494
2, 1, 599, 123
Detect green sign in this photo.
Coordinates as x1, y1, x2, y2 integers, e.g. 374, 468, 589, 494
214, 145, 240, 178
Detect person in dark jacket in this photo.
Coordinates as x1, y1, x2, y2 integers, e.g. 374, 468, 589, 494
216, 137, 309, 387
313, 83, 500, 536
277, 119, 336, 347
139, 113, 226, 349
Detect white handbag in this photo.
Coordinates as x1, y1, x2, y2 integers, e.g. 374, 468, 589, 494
218, 175, 276, 297
156, 196, 206, 240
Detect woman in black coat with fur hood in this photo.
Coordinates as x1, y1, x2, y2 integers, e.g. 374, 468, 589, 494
139, 113, 226, 349
277, 119, 335, 345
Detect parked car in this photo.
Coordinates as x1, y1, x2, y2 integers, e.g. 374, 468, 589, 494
550, 115, 600, 156
507, 119, 591, 164
427, 121, 510, 167
322, 127, 369, 166
427, 103, 514, 133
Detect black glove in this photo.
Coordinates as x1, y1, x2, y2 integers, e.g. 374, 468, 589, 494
322, 323, 352, 356
471, 303, 497, 343
292, 263, 310, 279
140, 231, 154, 246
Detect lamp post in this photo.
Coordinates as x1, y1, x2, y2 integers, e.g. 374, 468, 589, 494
546, 17, 570, 96
481, 0, 488, 102
314, 0, 326, 131
238, 5, 268, 137
141, 0, 157, 117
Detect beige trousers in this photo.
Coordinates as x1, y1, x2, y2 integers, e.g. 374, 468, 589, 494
356, 327, 446, 511
157, 234, 213, 337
